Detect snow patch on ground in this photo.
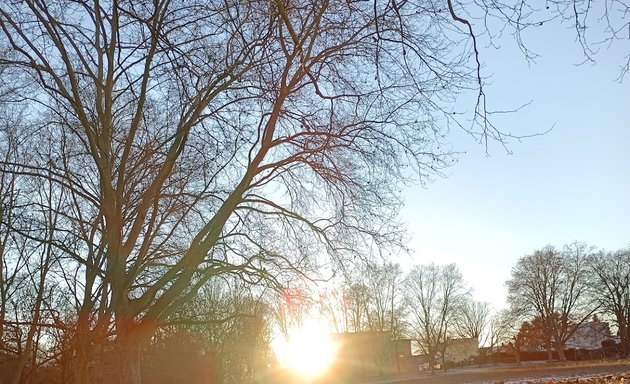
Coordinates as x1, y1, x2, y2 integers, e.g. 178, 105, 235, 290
475, 372, 630, 384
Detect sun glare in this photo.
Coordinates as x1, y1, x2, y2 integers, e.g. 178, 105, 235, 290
274, 320, 337, 379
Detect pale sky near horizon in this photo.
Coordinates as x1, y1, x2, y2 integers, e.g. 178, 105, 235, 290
397, 13, 630, 312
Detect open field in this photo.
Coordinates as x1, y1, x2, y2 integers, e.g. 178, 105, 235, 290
361, 360, 630, 384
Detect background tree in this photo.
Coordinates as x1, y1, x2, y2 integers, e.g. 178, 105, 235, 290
274, 285, 313, 346
343, 282, 372, 333
405, 263, 467, 370
340, 262, 406, 337
507, 243, 595, 361
146, 279, 273, 384
0, 123, 19, 372
0, 96, 27, 367
485, 310, 518, 364
453, 299, 490, 344
516, 316, 556, 357
332, 262, 407, 376
589, 248, 630, 357
0, 125, 73, 384
317, 288, 351, 333
363, 262, 406, 337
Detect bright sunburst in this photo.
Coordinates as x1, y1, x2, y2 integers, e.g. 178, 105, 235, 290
273, 319, 338, 379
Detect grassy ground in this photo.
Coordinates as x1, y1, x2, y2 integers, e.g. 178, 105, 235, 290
359, 359, 630, 384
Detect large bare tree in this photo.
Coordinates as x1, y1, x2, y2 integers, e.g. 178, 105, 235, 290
0, 1, 481, 382
506, 243, 595, 361
405, 263, 467, 370
453, 299, 490, 344
589, 248, 630, 357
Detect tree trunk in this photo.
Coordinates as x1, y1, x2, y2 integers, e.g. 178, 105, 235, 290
119, 340, 142, 384
428, 347, 436, 374
557, 344, 566, 361
619, 320, 630, 358
621, 332, 630, 358
116, 317, 158, 384
73, 308, 97, 384
545, 337, 553, 361
73, 337, 91, 384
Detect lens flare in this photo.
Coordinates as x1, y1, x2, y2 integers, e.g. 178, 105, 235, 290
273, 320, 337, 379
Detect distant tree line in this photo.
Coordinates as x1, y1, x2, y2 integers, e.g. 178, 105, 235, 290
319, 261, 489, 371
346, 242, 630, 363
317, 242, 630, 370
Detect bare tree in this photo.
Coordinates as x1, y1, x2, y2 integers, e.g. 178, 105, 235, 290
0, 123, 19, 369
485, 309, 518, 364
274, 285, 314, 345
317, 288, 349, 333
363, 263, 406, 337
507, 242, 595, 361
453, 299, 490, 344
0, 95, 28, 366
331, 262, 406, 375
341, 262, 406, 337
0, 124, 72, 384
153, 279, 273, 384
0, 1, 470, 381
343, 282, 371, 333
589, 248, 630, 357
405, 263, 467, 371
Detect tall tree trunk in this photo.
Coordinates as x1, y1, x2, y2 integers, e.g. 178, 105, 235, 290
546, 348, 553, 361
119, 339, 142, 384
619, 322, 630, 358
428, 346, 436, 374
554, 326, 567, 361
545, 339, 553, 362
73, 334, 92, 384
115, 315, 158, 384
557, 343, 566, 361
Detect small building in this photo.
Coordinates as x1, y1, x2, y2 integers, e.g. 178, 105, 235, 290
443, 337, 478, 364
395, 339, 430, 373
330, 331, 397, 379
565, 321, 612, 350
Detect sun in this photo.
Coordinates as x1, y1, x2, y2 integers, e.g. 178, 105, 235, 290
273, 320, 338, 379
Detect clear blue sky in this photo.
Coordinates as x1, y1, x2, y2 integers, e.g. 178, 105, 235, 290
397, 15, 630, 311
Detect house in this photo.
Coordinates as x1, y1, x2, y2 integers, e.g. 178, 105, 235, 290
565, 321, 612, 350
395, 339, 430, 373
395, 337, 479, 372
330, 331, 397, 379
443, 337, 478, 364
